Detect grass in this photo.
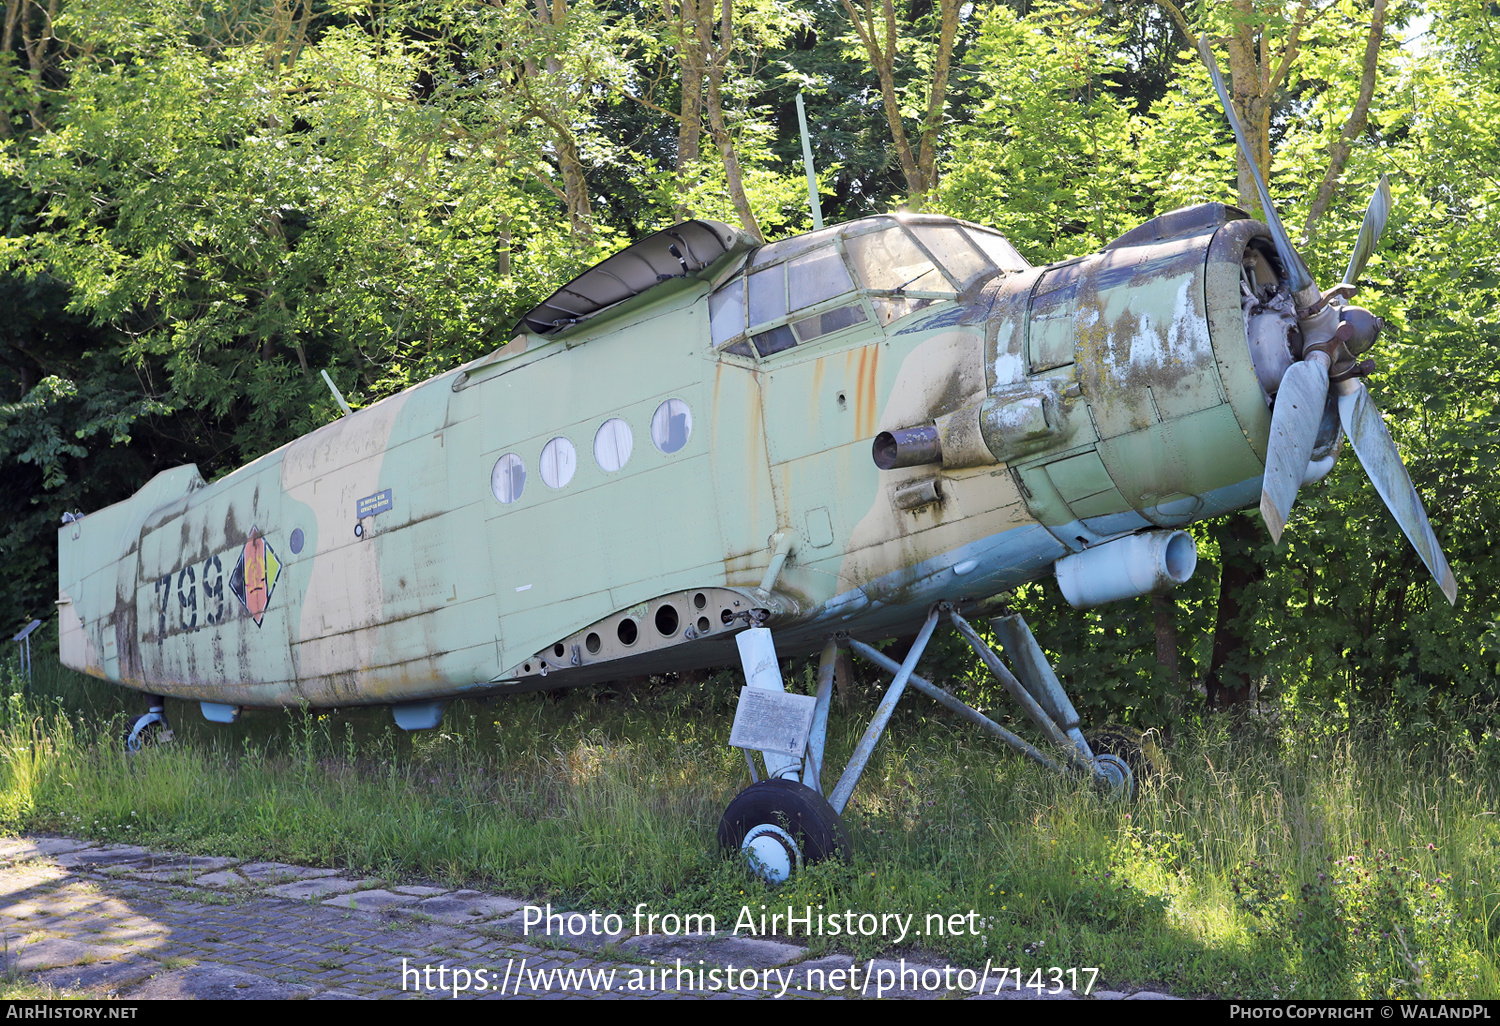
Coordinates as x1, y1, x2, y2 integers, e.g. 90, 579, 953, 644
0, 657, 1496, 999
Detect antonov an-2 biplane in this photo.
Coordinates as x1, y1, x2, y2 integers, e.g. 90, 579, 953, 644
55, 43, 1455, 880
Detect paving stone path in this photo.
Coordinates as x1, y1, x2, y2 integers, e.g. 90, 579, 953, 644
0, 836, 1178, 1000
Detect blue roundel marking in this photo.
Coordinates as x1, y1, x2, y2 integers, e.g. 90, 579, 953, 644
290, 528, 304, 554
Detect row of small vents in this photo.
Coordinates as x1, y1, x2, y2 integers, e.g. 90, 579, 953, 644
518, 590, 749, 675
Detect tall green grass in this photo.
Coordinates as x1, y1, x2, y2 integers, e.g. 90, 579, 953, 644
0, 657, 1495, 998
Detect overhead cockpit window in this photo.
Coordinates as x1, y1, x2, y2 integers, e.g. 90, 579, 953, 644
964, 228, 1029, 273
845, 228, 950, 293
748, 224, 842, 268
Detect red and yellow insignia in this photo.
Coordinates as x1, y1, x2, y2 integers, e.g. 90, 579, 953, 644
228, 527, 282, 627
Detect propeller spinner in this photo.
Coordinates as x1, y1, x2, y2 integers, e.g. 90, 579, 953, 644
1198, 39, 1457, 605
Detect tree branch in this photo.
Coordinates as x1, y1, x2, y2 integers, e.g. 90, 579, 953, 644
1303, 0, 1387, 241
1151, 0, 1196, 45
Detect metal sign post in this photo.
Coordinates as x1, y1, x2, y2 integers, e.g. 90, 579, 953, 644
12, 619, 41, 692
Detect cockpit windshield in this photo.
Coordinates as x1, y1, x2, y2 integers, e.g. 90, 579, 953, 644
709, 216, 1028, 358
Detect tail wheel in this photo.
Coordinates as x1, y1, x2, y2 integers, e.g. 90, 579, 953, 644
718, 779, 851, 883
124, 712, 172, 753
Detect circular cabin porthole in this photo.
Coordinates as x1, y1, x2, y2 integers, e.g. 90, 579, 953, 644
650, 399, 692, 454
491, 454, 526, 504
594, 418, 633, 473
540, 437, 577, 489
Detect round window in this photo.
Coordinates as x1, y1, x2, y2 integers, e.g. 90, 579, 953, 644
650, 398, 692, 454
539, 437, 577, 489
594, 418, 633, 473
491, 453, 525, 504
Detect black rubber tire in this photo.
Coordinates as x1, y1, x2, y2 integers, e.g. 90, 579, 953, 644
1086, 725, 1166, 782
718, 779, 852, 865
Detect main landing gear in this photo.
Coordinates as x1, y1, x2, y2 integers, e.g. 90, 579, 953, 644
721, 604, 1137, 881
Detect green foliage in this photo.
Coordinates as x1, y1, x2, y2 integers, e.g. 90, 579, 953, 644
1231, 846, 1480, 999
935, 4, 1150, 261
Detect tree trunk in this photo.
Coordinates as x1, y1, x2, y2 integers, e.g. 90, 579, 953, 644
1205, 514, 1262, 708
529, 0, 594, 236
1303, 0, 1387, 242
839, 0, 924, 208
674, 0, 707, 222
699, 0, 762, 241
914, 0, 959, 203
1152, 592, 1180, 686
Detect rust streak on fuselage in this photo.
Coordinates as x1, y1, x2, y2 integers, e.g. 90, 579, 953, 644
848, 345, 882, 441
863, 344, 880, 439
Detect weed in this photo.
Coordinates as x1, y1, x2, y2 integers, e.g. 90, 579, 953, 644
0, 656, 1494, 998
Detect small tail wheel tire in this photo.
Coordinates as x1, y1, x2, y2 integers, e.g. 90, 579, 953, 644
124, 713, 170, 754
718, 779, 851, 883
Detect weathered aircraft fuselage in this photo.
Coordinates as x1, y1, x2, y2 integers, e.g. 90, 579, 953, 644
58, 205, 1288, 710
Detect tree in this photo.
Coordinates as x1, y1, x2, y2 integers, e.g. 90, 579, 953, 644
839, 0, 961, 211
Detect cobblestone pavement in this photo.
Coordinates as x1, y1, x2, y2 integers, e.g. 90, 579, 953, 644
0, 836, 1178, 1000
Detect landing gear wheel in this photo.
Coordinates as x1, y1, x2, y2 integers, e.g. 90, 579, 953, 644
1087, 725, 1167, 783
718, 779, 851, 883
1092, 753, 1135, 800
124, 712, 173, 753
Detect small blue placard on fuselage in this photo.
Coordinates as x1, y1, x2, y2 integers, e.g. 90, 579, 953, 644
356, 489, 393, 519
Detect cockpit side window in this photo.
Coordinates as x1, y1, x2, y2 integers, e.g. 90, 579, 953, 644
709, 276, 745, 348
709, 218, 1029, 357
787, 247, 854, 308
747, 264, 788, 326
785, 248, 867, 345
713, 238, 870, 356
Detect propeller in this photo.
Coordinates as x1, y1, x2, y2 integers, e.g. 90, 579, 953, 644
1198, 39, 1456, 605
1343, 174, 1392, 287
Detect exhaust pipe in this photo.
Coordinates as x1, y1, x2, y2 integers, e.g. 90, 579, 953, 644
871, 425, 942, 470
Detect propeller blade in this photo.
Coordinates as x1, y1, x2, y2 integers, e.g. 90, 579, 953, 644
1197, 37, 1314, 297
1342, 173, 1393, 286
1336, 381, 1458, 604
1260, 358, 1331, 542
